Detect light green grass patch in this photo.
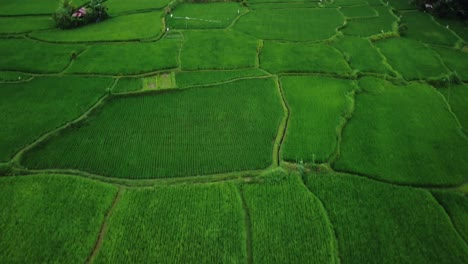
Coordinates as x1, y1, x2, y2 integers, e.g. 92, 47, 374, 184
142, 72, 176, 90
0, 76, 112, 162
0, 0, 88, 15
437, 84, 468, 134
375, 38, 450, 80
242, 172, 337, 263
432, 191, 468, 243
107, 0, 170, 14
0, 175, 118, 263
0, 71, 31, 82
22, 78, 283, 179
261, 41, 351, 74
29, 12, 163, 42
234, 8, 344, 41
281, 76, 355, 162
95, 182, 245, 263
402, 11, 460, 46
167, 2, 246, 29
339, 5, 378, 18
0, 39, 84, 73
305, 172, 468, 264
176, 68, 267, 88
332, 36, 393, 75
180, 30, 258, 70
0, 16, 52, 34
68, 39, 180, 75
335, 77, 468, 185
430, 46, 468, 81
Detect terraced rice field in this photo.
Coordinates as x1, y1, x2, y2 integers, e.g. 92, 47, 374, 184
0, 0, 467, 263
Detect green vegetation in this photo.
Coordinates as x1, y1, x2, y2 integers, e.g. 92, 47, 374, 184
260, 41, 351, 74
242, 172, 337, 263
431, 46, 468, 81
0, 39, 84, 73
95, 183, 245, 263
342, 6, 396, 37
0, 0, 87, 15
281, 76, 355, 163
166, 2, 246, 29
234, 8, 344, 41
339, 6, 378, 18
0, 76, 112, 162
305, 172, 468, 264
432, 191, 468, 243
335, 77, 468, 185
0, 175, 118, 263
438, 84, 468, 133
107, 0, 170, 14
0, 71, 30, 82
375, 38, 450, 80
332, 36, 393, 75
0, 16, 52, 34
22, 78, 283, 178
112, 77, 143, 93
402, 11, 460, 46
176, 68, 267, 88
68, 39, 180, 75
31, 12, 164, 42
181, 30, 258, 70
1, 1, 467, 262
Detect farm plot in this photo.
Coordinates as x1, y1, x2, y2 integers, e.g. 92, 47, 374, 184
437, 84, 468, 134
432, 191, 468, 243
29, 12, 164, 42
241, 171, 337, 263
0, 175, 118, 263
305, 172, 468, 264
386, 0, 415, 10
0, 16, 52, 34
180, 30, 258, 70
106, 0, 170, 14
21, 78, 283, 179
332, 36, 393, 75
401, 11, 460, 47
281, 76, 355, 163
339, 5, 378, 18
68, 39, 180, 75
334, 77, 468, 186
430, 46, 468, 81
0, 0, 87, 15
342, 6, 396, 37
234, 8, 344, 41
327, 0, 369, 6
166, 2, 246, 29
0, 38, 84, 73
435, 18, 468, 42
176, 68, 267, 88
0, 71, 30, 82
375, 38, 450, 80
260, 41, 351, 75
94, 182, 245, 263
249, 2, 318, 9
0, 76, 112, 162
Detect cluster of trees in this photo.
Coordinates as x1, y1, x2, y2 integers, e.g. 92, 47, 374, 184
412, 0, 467, 20
52, 0, 109, 29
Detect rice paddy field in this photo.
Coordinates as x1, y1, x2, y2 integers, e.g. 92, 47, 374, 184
0, 0, 467, 263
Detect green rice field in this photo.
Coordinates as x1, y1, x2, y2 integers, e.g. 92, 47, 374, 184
0, 0, 467, 263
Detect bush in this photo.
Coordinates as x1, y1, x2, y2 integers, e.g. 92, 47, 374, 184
52, 0, 109, 29
412, 0, 468, 19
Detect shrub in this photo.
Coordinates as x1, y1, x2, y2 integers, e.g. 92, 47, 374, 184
52, 0, 109, 29
412, 0, 468, 19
